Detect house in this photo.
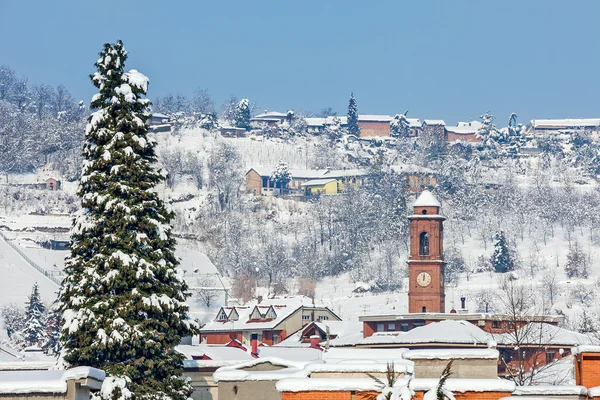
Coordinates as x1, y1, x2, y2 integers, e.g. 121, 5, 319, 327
357, 115, 393, 137
445, 121, 483, 143
422, 119, 446, 138
250, 111, 291, 128
148, 113, 170, 126
0, 367, 105, 400
46, 177, 60, 191
220, 126, 247, 137
245, 167, 327, 196
304, 116, 347, 134
276, 321, 363, 348
300, 179, 337, 196
526, 118, 600, 134
199, 298, 341, 347
391, 164, 437, 192
245, 167, 369, 196
406, 118, 423, 137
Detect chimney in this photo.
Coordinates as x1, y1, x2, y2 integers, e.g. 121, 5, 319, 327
310, 335, 322, 350
251, 333, 259, 357
460, 296, 466, 310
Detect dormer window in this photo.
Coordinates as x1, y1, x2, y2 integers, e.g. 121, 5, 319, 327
216, 308, 228, 321
266, 306, 277, 319
228, 308, 239, 321
250, 306, 263, 320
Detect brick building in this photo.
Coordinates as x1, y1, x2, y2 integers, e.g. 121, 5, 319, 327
199, 298, 340, 347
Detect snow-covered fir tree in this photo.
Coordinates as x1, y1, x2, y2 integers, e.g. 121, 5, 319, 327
234, 98, 251, 130
271, 161, 291, 194
22, 282, 46, 347
475, 112, 505, 160
324, 116, 343, 141
390, 113, 410, 138
491, 231, 515, 273
58, 40, 198, 400
0, 303, 25, 338
347, 92, 360, 136
565, 241, 589, 278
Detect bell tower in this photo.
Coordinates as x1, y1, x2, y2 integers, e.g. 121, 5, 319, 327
408, 190, 446, 313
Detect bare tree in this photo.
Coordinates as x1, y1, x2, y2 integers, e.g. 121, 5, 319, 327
195, 276, 221, 308
231, 272, 256, 304
208, 141, 242, 211
492, 276, 562, 386
191, 88, 214, 115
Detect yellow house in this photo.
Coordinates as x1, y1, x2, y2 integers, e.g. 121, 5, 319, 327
300, 178, 338, 195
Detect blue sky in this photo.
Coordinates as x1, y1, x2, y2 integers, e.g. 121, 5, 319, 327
1, 1, 598, 124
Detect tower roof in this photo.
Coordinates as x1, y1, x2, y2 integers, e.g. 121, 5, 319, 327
413, 190, 441, 208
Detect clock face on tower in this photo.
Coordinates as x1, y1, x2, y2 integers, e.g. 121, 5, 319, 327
416, 271, 432, 287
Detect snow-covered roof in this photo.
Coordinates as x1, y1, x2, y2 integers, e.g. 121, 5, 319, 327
277, 377, 380, 392
530, 118, 600, 128
572, 345, 600, 355
413, 190, 441, 208
277, 377, 515, 393
327, 331, 365, 347
247, 167, 327, 179
523, 355, 575, 386
257, 347, 323, 361
213, 357, 313, 382
323, 348, 411, 365
391, 164, 436, 175
513, 385, 586, 396
300, 179, 337, 187
0, 361, 57, 371
304, 362, 408, 374
201, 297, 334, 332
446, 121, 483, 134
358, 114, 392, 122
313, 321, 362, 338
0, 367, 105, 394
276, 321, 363, 348
588, 386, 600, 397
357, 320, 490, 346
305, 117, 327, 126
253, 111, 288, 119
423, 119, 446, 126
407, 118, 422, 128
323, 169, 368, 178
402, 349, 498, 360
496, 323, 598, 347
175, 345, 253, 362
151, 113, 170, 119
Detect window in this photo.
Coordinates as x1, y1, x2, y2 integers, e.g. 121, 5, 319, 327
401, 324, 409, 332
302, 315, 311, 321
273, 334, 279, 344
413, 323, 425, 328
419, 232, 430, 256
422, 306, 427, 312
376, 324, 385, 332
546, 352, 555, 364
492, 321, 501, 329
387, 324, 396, 331
216, 309, 228, 321
318, 316, 329, 321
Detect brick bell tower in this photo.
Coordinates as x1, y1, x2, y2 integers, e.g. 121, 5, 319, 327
408, 190, 446, 313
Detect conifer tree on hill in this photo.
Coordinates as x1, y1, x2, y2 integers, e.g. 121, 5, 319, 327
22, 282, 46, 347
58, 40, 198, 400
347, 92, 360, 136
234, 98, 251, 130
491, 230, 515, 273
